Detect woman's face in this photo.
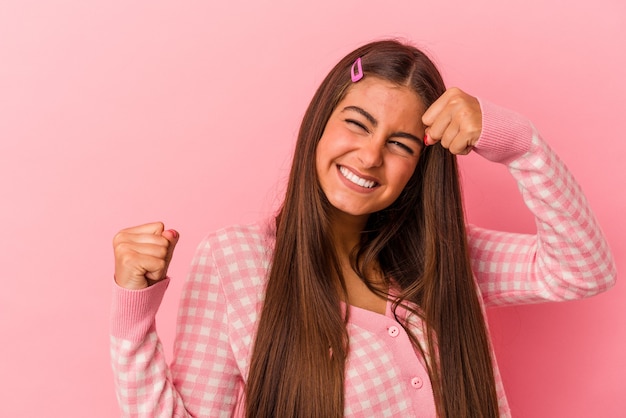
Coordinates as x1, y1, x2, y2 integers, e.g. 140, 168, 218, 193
316, 76, 426, 223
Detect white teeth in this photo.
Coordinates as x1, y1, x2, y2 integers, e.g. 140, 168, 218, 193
339, 166, 376, 188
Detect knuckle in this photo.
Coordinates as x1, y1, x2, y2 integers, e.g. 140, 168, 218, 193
156, 246, 168, 260
448, 87, 463, 99
154, 222, 165, 233
112, 231, 125, 247
115, 241, 131, 254
120, 251, 138, 268
448, 96, 460, 107
459, 107, 472, 118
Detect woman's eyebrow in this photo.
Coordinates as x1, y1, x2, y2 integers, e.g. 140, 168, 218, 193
342, 106, 378, 127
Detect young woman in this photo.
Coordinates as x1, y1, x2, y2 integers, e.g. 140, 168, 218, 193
110, 40, 616, 417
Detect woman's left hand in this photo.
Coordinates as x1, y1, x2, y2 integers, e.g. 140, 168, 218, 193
421, 87, 482, 155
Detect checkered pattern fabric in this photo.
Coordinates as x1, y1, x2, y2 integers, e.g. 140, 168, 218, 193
110, 101, 616, 417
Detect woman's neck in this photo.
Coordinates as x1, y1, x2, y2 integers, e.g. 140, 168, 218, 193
327, 210, 367, 259
328, 210, 387, 315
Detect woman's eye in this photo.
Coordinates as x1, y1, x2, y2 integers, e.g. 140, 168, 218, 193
388, 140, 415, 155
346, 119, 368, 133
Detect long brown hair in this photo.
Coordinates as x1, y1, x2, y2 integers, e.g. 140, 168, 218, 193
245, 40, 499, 417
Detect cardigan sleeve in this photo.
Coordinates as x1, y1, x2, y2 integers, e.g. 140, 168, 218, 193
467, 99, 617, 307
110, 278, 193, 417
110, 236, 242, 417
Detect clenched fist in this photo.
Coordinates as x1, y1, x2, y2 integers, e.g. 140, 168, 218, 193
422, 87, 482, 155
113, 222, 180, 290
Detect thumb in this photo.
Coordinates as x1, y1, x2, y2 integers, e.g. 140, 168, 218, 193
162, 229, 180, 264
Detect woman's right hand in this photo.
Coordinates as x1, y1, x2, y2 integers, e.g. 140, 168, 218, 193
112, 222, 180, 290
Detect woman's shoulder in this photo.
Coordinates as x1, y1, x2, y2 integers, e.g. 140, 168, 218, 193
191, 217, 275, 292
201, 218, 275, 253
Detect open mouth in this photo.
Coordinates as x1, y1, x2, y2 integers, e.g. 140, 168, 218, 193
339, 165, 378, 189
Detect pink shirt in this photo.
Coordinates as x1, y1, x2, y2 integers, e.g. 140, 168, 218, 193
110, 100, 616, 417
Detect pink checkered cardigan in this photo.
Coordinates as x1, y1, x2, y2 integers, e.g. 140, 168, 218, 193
110, 100, 616, 417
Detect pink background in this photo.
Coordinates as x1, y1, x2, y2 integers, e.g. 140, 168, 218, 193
1, 1, 624, 416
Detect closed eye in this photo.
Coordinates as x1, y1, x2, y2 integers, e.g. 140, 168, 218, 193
388, 140, 416, 156
345, 119, 370, 133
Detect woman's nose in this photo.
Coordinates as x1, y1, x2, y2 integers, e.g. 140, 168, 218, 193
357, 138, 384, 168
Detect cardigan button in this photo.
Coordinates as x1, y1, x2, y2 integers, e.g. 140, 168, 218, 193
387, 325, 399, 337
411, 376, 423, 389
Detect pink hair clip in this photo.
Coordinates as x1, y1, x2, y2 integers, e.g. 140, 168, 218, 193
350, 57, 363, 82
